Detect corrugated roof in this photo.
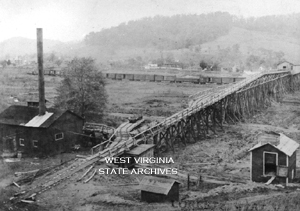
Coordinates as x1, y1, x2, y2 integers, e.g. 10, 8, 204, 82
25, 112, 54, 127
249, 133, 299, 157
139, 176, 180, 195
277, 133, 300, 156
127, 144, 155, 156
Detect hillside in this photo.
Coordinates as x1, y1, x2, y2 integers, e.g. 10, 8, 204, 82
201, 27, 300, 65
1, 12, 300, 69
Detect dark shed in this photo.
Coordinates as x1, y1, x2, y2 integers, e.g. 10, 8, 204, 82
139, 176, 180, 203
249, 133, 299, 184
0, 105, 84, 157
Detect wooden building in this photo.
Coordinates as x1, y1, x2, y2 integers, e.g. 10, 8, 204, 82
0, 105, 84, 157
139, 176, 180, 203
277, 61, 293, 71
118, 144, 155, 168
249, 133, 299, 184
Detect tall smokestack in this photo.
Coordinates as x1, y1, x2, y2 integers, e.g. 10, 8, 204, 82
37, 28, 46, 116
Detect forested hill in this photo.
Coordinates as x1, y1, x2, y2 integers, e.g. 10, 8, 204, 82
84, 12, 300, 51
1, 12, 300, 69
84, 12, 234, 49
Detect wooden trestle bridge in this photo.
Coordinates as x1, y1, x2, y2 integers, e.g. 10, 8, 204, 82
13, 70, 300, 203
100, 70, 300, 156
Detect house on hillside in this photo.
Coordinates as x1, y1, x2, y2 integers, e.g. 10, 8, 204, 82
0, 105, 84, 157
249, 133, 299, 184
277, 61, 294, 71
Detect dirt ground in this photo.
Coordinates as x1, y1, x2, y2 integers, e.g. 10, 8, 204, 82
35, 91, 300, 210
2, 68, 300, 210
1, 93, 300, 210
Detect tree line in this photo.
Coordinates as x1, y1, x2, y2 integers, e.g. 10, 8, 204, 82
84, 12, 300, 51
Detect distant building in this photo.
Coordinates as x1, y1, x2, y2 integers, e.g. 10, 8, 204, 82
277, 61, 294, 71
0, 105, 84, 157
139, 176, 180, 203
249, 133, 299, 184
144, 63, 158, 70
160, 63, 182, 70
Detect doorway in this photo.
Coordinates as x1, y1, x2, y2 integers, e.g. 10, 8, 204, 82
264, 152, 278, 176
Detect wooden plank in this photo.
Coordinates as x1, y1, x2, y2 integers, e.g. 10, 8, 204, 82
77, 165, 94, 181
84, 169, 97, 183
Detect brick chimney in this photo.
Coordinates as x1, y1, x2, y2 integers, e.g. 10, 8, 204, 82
37, 28, 46, 115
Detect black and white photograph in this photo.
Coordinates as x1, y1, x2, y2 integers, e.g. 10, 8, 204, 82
1, 0, 300, 210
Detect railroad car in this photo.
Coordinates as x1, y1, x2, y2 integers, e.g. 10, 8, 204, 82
154, 75, 164, 82
176, 77, 199, 84
234, 77, 245, 82
145, 74, 155, 81
134, 74, 147, 81
211, 77, 222, 84
199, 76, 208, 84
221, 77, 234, 84
124, 73, 135, 80
164, 75, 176, 82
107, 73, 116, 79
115, 73, 124, 80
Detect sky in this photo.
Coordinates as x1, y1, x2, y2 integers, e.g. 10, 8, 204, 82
0, 0, 300, 42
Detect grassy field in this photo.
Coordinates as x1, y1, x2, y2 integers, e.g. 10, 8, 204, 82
0, 67, 218, 124
0, 67, 60, 113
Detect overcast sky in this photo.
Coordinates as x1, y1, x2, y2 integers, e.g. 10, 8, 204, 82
1, 0, 300, 42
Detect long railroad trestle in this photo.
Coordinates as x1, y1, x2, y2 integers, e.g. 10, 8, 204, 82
152, 72, 300, 154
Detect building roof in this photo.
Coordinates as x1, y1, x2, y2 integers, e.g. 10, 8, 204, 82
25, 112, 54, 127
127, 144, 155, 156
249, 133, 299, 157
277, 134, 299, 156
0, 105, 83, 128
277, 61, 294, 66
139, 176, 180, 195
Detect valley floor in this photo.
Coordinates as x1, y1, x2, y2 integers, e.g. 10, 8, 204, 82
2, 68, 300, 210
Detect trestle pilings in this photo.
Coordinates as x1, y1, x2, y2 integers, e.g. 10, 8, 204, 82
152, 72, 300, 155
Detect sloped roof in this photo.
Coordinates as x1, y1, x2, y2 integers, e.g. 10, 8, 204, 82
277, 61, 294, 66
249, 133, 299, 157
0, 105, 83, 128
139, 176, 180, 195
25, 112, 54, 127
277, 133, 300, 156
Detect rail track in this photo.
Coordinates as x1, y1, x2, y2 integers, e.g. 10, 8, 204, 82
13, 70, 300, 203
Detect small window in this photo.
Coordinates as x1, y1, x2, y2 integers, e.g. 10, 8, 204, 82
19, 138, 25, 146
55, 133, 64, 141
33, 140, 38, 148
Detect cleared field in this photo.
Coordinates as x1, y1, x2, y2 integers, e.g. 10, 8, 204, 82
106, 79, 218, 117
0, 67, 219, 123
